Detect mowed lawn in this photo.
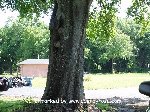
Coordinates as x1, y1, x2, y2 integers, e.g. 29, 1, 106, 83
31, 73, 150, 90
84, 73, 150, 89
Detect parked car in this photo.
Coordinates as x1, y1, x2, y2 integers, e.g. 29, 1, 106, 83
9, 76, 32, 87
21, 77, 33, 86
0, 76, 33, 90
0, 77, 9, 91
8, 76, 26, 88
13, 77, 23, 87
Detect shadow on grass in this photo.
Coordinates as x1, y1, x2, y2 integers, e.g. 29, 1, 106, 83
0, 93, 3, 96
102, 97, 149, 112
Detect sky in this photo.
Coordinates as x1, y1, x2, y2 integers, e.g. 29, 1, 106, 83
0, 9, 50, 27
117, 0, 132, 18
0, 0, 132, 28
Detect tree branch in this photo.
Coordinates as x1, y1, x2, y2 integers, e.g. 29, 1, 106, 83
87, 0, 93, 9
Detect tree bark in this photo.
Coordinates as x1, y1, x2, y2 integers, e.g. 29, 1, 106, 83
10, 64, 12, 75
111, 58, 114, 74
10, 59, 13, 75
42, 0, 92, 110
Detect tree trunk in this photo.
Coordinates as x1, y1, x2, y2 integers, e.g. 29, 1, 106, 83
42, 0, 92, 110
10, 64, 12, 75
111, 58, 114, 74
10, 59, 13, 75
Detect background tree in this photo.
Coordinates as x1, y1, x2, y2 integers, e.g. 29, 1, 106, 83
0, 18, 49, 74
0, 19, 24, 74
117, 19, 150, 72
100, 30, 134, 73
85, 5, 117, 73
86, 13, 136, 73
18, 18, 50, 59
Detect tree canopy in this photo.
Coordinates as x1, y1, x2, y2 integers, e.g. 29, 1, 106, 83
0, 18, 49, 74
0, 0, 52, 17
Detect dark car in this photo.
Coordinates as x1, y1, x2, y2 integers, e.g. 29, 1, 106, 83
8, 77, 24, 88
8, 76, 31, 87
0, 77, 9, 91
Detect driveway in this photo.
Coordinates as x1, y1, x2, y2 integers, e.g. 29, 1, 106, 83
0, 87, 44, 98
0, 87, 149, 111
0, 87, 149, 100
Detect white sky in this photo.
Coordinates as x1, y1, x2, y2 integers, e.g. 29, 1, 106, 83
0, 0, 132, 28
117, 0, 132, 18
0, 9, 50, 28
0, 9, 19, 27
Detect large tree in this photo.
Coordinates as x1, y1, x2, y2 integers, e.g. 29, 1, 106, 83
0, 0, 150, 111
42, 1, 92, 110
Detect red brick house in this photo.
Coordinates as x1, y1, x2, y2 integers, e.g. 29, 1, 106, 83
18, 59, 49, 77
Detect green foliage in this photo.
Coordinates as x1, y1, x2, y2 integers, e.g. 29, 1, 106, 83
86, 4, 119, 72
117, 18, 150, 72
87, 0, 119, 46
18, 18, 50, 59
86, 11, 135, 73
0, 17, 49, 73
86, 14, 150, 73
0, 0, 53, 18
0, 0, 150, 74
100, 30, 134, 61
127, 0, 150, 33
0, 18, 25, 73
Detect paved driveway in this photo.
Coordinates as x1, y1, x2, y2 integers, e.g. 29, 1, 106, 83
0, 87, 44, 98
1, 87, 149, 111
0, 87, 149, 100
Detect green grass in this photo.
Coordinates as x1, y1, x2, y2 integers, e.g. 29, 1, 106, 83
0, 99, 113, 112
32, 77, 46, 88
0, 100, 26, 112
0, 74, 14, 78
84, 73, 150, 90
96, 102, 111, 111
31, 73, 150, 89
0, 73, 20, 78
1, 73, 150, 90
0, 97, 40, 112
0, 97, 113, 112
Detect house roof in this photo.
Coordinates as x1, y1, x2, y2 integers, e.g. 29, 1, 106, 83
18, 59, 49, 65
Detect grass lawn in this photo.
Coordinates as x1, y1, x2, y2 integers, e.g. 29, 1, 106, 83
32, 77, 47, 88
84, 73, 150, 90
30, 73, 150, 90
0, 99, 26, 112
1, 73, 150, 89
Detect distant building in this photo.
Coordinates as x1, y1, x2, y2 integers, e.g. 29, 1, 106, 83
18, 59, 49, 77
